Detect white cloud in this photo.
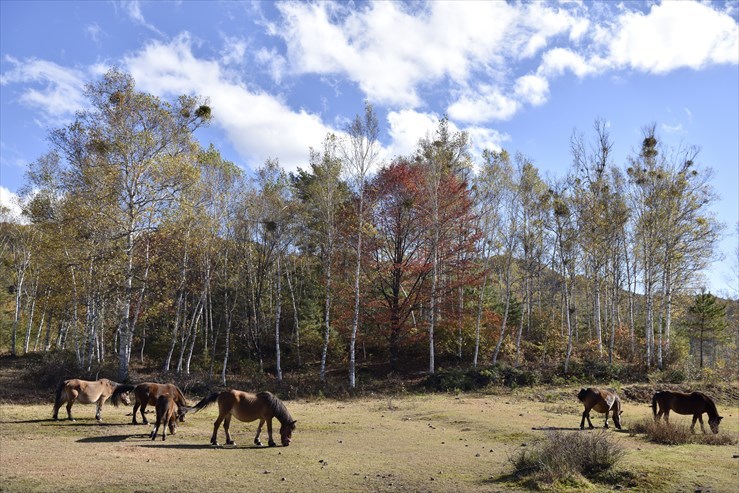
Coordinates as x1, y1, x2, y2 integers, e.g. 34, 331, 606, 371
448, 86, 519, 124
385, 109, 509, 168
386, 109, 440, 158
272, 0, 737, 127
274, 1, 589, 108
254, 47, 287, 84
464, 126, 510, 163
0, 57, 87, 122
220, 36, 248, 66
0, 186, 26, 224
661, 122, 684, 134
122, 1, 164, 37
85, 23, 105, 44
538, 47, 600, 78
607, 1, 739, 73
514, 75, 550, 107
123, 34, 334, 173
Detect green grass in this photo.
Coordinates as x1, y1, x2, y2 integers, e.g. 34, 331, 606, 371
1, 389, 737, 492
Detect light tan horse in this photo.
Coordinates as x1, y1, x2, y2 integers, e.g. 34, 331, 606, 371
652, 390, 723, 434
150, 394, 178, 441
577, 387, 623, 430
53, 378, 132, 421
131, 382, 188, 425
191, 390, 297, 447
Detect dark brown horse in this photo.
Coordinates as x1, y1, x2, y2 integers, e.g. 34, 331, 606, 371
131, 382, 188, 425
53, 378, 132, 421
577, 387, 622, 430
150, 394, 178, 441
191, 390, 296, 447
652, 391, 723, 434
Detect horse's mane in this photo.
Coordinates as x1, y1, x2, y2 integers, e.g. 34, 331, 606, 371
701, 392, 719, 419
171, 384, 187, 406
258, 391, 293, 425
111, 382, 136, 406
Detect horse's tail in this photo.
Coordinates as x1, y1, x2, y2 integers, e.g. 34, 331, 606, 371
190, 392, 221, 413
54, 380, 67, 409
111, 383, 136, 406
652, 392, 660, 418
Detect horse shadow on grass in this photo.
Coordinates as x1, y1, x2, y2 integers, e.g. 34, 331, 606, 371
76, 434, 141, 443
531, 426, 582, 431
138, 443, 272, 450
0, 418, 57, 424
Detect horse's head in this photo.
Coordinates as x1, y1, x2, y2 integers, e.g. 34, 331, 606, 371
177, 406, 190, 422
577, 388, 588, 402
709, 416, 723, 434
121, 392, 132, 406
279, 419, 297, 446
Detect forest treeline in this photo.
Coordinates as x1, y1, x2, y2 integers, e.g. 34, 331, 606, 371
1, 69, 736, 386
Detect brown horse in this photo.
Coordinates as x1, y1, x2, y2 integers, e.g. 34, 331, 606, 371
191, 390, 297, 447
150, 394, 178, 441
652, 391, 723, 434
53, 378, 132, 421
131, 382, 188, 425
577, 387, 622, 430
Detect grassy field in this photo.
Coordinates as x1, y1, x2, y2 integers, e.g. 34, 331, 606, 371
1, 388, 737, 492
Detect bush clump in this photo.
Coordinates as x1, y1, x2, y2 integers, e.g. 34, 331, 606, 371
424, 365, 542, 391
510, 430, 625, 487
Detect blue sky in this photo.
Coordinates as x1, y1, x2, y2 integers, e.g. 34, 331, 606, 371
1, 0, 737, 295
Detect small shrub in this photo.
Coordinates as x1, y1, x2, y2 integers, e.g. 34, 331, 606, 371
510, 430, 624, 486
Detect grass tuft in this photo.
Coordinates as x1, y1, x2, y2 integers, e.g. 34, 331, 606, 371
509, 430, 624, 487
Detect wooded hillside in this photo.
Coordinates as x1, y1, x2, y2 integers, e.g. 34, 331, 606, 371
1, 70, 736, 387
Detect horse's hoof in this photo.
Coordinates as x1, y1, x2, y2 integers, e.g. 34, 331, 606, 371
268, 441, 276, 447
254, 440, 262, 446
211, 442, 220, 447
226, 440, 235, 446
588, 425, 594, 430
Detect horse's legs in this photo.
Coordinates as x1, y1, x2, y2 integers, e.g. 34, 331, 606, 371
211, 414, 225, 446
150, 419, 160, 440
254, 418, 265, 446
266, 418, 276, 447
603, 411, 610, 429
95, 397, 107, 421
52, 393, 65, 420
223, 415, 234, 445
66, 390, 78, 421
132, 401, 140, 425
140, 402, 149, 425
690, 413, 706, 435
581, 408, 594, 429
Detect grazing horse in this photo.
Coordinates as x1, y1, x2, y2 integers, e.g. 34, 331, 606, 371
53, 378, 132, 421
150, 394, 178, 441
652, 391, 723, 434
191, 390, 297, 447
131, 382, 188, 425
577, 387, 622, 430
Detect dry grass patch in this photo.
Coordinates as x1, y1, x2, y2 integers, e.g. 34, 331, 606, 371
629, 417, 737, 446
